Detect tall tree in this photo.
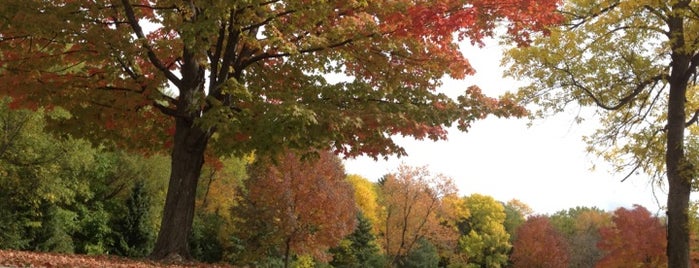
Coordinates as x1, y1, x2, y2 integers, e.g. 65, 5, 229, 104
510, 215, 568, 268
0, 0, 561, 259
329, 212, 386, 268
505, 1, 699, 266
378, 164, 458, 266
596, 205, 667, 268
233, 150, 356, 268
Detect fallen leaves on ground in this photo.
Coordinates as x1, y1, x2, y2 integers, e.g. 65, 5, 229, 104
0, 250, 237, 268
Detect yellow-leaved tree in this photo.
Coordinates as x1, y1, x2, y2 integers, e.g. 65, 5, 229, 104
346, 174, 381, 232
506, 1, 699, 266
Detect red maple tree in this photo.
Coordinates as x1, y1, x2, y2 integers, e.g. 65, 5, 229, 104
596, 205, 666, 267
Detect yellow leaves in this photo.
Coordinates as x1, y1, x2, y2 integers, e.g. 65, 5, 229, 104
442, 194, 469, 221
503, 0, 698, 186
458, 194, 511, 266
346, 174, 380, 228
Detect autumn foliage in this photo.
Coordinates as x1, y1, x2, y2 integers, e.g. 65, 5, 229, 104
233, 150, 356, 266
378, 165, 458, 266
596, 205, 667, 268
510, 215, 569, 267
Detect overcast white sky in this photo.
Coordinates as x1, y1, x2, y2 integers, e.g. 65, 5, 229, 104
343, 38, 666, 215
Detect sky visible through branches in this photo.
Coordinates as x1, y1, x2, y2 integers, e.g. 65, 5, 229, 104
344, 38, 666, 215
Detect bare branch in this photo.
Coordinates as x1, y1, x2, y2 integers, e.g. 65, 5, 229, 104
620, 162, 642, 182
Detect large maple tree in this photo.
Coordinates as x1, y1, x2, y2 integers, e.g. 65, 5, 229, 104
0, 0, 561, 259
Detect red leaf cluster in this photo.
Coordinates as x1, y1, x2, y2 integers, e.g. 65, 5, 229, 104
596, 205, 667, 268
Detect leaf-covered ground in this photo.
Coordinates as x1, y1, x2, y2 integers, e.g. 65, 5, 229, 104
0, 250, 236, 268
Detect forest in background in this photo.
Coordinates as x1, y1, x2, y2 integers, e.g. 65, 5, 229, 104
1, 97, 696, 268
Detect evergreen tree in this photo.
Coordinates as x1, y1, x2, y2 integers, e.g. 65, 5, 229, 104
330, 213, 385, 267
113, 181, 154, 257
402, 238, 439, 268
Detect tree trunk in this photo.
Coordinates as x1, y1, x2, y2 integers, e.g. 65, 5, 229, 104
284, 237, 292, 268
150, 117, 210, 260
666, 16, 691, 265
666, 77, 691, 267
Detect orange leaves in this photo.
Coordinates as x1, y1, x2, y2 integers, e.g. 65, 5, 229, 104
235, 150, 357, 263
379, 165, 458, 263
510, 216, 569, 267
456, 86, 528, 131
596, 205, 667, 268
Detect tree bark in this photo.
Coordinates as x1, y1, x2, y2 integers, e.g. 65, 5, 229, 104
666, 66, 691, 268
150, 117, 210, 260
666, 5, 691, 264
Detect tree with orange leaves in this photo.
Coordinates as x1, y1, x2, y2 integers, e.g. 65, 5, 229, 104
510, 215, 569, 268
232, 150, 356, 268
596, 205, 666, 268
378, 164, 458, 266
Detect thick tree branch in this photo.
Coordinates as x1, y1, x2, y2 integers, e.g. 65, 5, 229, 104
560, 64, 664, 110
685, 52, 699, 82
208, 20, 228, 92
685, 109, 699, 126
241, 9, 297, 32
564, 2, 621, 29
153, 101, 182, 118
242, 37, 359, 69
120, 0, 183, 88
